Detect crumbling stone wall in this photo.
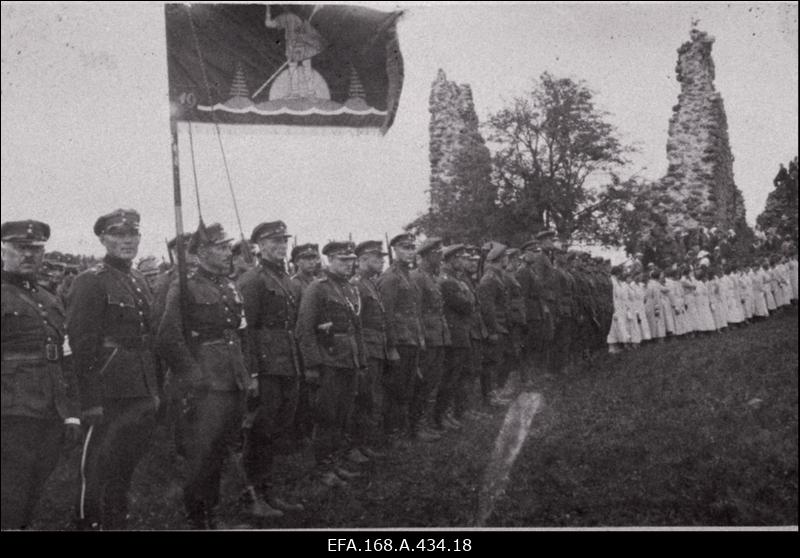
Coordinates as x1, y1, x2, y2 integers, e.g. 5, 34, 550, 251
653, 28, 748, 233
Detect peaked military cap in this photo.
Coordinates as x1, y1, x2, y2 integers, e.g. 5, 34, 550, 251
94, 209, 140, 236
354, 240, 388, 258
231, 239, 253, 257
521, 239, 541, 252
291, 243, 320, 262
416, 237, 443, 256
464, 244, 481, 260
441, 244, 466, 260
322, 241, 357, 259
137, 256, 161, 276
188, 222, 233, 254
167, 232, 193, 251
1, 220, 50, 245
389, 233, 416, 248
484, 241, 507, 262
250, 221, 290, 243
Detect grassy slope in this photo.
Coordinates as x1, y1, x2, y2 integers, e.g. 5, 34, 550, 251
32, 311, 797, 529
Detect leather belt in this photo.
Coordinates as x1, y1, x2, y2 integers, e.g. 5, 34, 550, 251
102, 335, 152, 350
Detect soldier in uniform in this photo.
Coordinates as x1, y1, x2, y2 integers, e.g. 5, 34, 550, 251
290, 243, 321, 301
229, 239, 255, 282
137, 256, 161, 291
153, 233, 195, 323
478, 242, 512, 407
434, 244, 474, 429
503, 248, 528, 391
377, 234, 424, 444
296, 242, 365, 487
551, 243, 578, 374
67, 209, 160, 530
409, 238, 449, 441
157, 223, 254, 529
1, 221, 81, 530
289, 243, 320, 446
238, 221, 303, 515
517, 239, 550, 381
349, 240, 392, 459
462, 245, 490, 419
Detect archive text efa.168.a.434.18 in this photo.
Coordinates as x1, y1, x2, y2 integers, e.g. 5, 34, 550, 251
327, 539, 473, 552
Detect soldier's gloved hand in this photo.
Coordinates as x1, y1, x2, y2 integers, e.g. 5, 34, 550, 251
82, 406, 104, 428
63, 419, 83, 449
386, 347, 400, 362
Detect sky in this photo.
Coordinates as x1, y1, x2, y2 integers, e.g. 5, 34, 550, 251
2, 1, 798, 261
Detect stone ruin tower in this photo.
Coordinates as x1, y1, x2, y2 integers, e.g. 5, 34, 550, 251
656, 27, 748, 233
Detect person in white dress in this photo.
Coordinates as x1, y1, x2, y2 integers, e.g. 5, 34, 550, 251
761, 259, 778, 311
681, 266, 700, 335
722, 266, 744, 326
632, 274, 652, 343
706, 268, 728, 331
666, 268, 687, 337
645, 270, 667, 340
752, 263, 770, 318
737, 266, 754, 321
787, 253, 798, 302
607, 266, 631, 353
776, 257, 794, 308
693, 267, 718, 333
623, 275, 641, 347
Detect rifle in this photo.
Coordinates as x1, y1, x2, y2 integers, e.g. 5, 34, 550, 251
385, 232, 393, 265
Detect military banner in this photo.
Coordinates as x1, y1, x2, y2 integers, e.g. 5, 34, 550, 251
165, 3, 404, 133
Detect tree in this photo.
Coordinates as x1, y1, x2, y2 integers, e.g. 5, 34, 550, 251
486, 73, 630, 244
756, 156, 798, 243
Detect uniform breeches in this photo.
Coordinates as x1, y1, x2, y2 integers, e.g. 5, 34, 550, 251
244, 375, 299, 486
484, 334, 511, 394
434, 347, 471, 422
351, 358, 385, 447
551, 317, 573, 373
410, 346, 445, 431
312, 367, 357, 464
383, 346, 418, 435
2, 416, 63, 530
179, 390, 243, 515
77, 397, 158, 529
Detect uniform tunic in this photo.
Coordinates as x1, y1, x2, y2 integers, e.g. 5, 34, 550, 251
2, 271, 79, 530
157, 267, 248, 520
67, 255, 159, 529
296, 270, 365, 463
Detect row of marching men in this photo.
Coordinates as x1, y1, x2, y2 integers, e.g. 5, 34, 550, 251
607, 254, 799, 351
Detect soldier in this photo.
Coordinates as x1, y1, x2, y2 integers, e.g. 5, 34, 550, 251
137, 256, 161, 291
238, 221, 303, 515
157, 223, 254, 529
551, 245, 577, 374
462, 245, 490, 419
229, 239, 255, 282
349, 240, 392, 458
434, 244, 474, 429
295, 241, 365, 488
289, 243, 320, 446
1, 221, 81, 530
502, 248, 527, 392
67, 209, 160, 530
409, 238, 449, 441
377, 233, 424, 445
153, 233, 195, 323
478, 242, 512, 407
290, 243, 321, 301
517, 239, 552, 381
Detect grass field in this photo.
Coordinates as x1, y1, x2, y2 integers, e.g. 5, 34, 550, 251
32, 309, 798, 529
